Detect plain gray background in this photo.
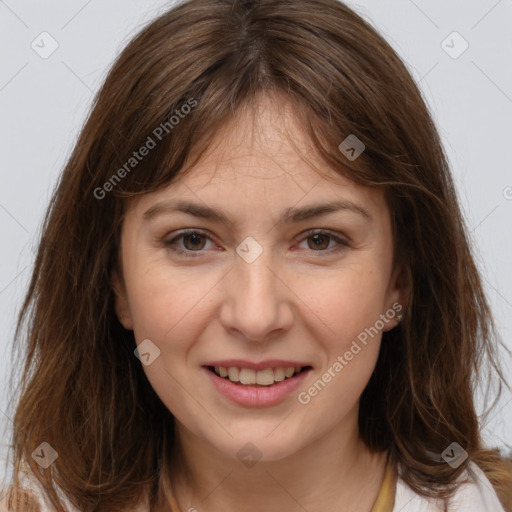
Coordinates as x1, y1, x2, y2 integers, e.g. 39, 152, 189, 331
1, 0, 511, 485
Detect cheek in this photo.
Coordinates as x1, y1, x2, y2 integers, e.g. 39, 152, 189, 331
299, 273, 385, 414
124, 269, 211, 415
127, 277, 173, 337
125, 264, 217, 351
298, 263, 389, 350
304, 267, 388, 410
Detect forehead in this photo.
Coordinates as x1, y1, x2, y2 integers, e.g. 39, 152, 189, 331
180, 92, 349, 184
130, 91, 387, 220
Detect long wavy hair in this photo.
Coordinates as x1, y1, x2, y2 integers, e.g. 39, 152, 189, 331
3, 0, 512, 510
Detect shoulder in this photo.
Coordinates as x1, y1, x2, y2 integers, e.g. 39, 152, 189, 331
0, 471, 80, 512
1, 470, 149, 512
393, 460, 506, 512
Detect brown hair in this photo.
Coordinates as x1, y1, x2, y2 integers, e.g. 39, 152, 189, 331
3, 0, 512, 510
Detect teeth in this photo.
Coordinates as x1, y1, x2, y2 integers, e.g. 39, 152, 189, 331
228, 367, 239, 382
239, 368, 256, 385
213, 366, 304, 386
284, 367, 295, 378
273, 367, 285, 382
256, 368, 274, 385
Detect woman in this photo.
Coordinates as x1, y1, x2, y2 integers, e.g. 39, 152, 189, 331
2, 0, 512, 510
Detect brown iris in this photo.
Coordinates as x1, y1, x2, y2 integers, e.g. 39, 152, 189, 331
307, 233, 330, 250
183, 233, 206, 251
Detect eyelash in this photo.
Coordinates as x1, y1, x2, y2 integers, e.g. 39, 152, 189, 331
163, 229, 350, 258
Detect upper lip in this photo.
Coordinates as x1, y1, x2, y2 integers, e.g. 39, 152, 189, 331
202, 359, 312, 371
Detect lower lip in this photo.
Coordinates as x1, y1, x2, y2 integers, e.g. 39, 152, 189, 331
203, 367, 312, 407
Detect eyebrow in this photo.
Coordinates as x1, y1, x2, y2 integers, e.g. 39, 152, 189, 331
143, 199, 372, 226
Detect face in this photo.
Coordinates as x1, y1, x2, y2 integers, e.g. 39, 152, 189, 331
112, 93, 408, 464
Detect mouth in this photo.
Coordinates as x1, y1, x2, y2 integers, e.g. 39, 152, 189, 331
204, 365, 313, 387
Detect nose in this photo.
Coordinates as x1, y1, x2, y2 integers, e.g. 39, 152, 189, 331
218, 244, 294, 343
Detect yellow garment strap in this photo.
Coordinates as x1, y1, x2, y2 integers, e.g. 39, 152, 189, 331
370, 451, 398, 512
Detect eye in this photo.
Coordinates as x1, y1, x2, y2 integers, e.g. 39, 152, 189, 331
163, 229, 214, 257
162, 228, 350, 258
295, 229, 350, 255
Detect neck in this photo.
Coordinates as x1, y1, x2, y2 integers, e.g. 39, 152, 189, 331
167, 409, 388, 512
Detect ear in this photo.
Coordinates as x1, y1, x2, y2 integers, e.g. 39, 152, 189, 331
111, 268, 134, 330
382, 261, 410, 332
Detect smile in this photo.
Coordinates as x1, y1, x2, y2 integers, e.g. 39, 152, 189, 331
207, 365, 311, 387
202, 365, 313, 407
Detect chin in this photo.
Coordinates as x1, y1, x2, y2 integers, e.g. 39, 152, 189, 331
209, 429, 305, 465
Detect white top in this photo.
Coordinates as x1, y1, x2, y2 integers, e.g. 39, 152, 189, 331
393, 461, 507, 511
0, 460, 506, 511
